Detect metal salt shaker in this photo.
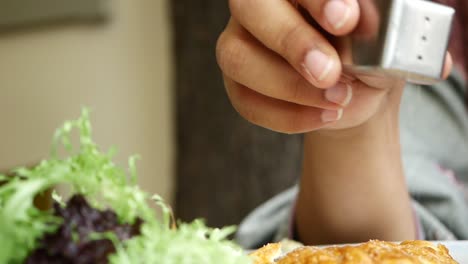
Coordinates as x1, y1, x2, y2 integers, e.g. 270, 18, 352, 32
346, 0, 455, 84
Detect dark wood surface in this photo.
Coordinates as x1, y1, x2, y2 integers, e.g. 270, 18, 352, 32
171, 1, 302, 228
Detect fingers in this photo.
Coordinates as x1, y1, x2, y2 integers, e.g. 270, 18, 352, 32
216, 20, 350, 109
229, 0, 341, 88
224, 78, 342, 134
297, 0, 360, 36
353, 0, 380, 40
442, 52, 453, 80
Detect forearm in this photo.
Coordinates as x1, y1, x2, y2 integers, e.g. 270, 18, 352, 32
295, 83, 416, 245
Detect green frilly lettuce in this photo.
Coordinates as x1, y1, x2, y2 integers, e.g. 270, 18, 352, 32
0, 108, 251, 264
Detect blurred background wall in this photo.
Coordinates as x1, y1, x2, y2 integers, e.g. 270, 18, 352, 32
0, 1, 174, 202
172, 1, 300, 228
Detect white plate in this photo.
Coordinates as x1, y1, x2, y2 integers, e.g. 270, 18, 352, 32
437, 241, 468, 263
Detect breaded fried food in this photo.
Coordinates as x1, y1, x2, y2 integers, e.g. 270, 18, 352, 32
250, 240, 458, 264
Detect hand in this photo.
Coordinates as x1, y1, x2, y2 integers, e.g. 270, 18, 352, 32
216, 0, 452, 133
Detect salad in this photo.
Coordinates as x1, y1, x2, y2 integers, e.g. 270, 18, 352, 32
0, 109, 251, 264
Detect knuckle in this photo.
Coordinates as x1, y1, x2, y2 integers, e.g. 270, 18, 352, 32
242, 107, 259, 126
216, 33, 247, 80
228, 0, 237, 14
228, 0, 245, 18
284, 74, 308, 104
228, 83, 258, 124
235, 101, 259, 127
275, 22, 306, 60
215, 31, 229, 67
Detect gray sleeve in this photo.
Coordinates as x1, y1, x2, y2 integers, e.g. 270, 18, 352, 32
403, 154, 468, 240
234, 186, 297, 249
401, 71, 468, 240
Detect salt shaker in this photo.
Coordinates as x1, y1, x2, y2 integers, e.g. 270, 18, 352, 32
345, 0, 455, 84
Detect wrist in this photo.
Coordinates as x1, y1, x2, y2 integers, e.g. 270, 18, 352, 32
297, 81, 415, 244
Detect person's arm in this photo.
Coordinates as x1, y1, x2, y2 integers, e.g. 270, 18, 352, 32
295, 81, 416, 245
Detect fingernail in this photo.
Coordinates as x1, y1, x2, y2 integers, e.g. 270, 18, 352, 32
325, 83, 352, 106
303, 50, 334, 81
324, 0, 351, 30
321, 109, 343, 123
